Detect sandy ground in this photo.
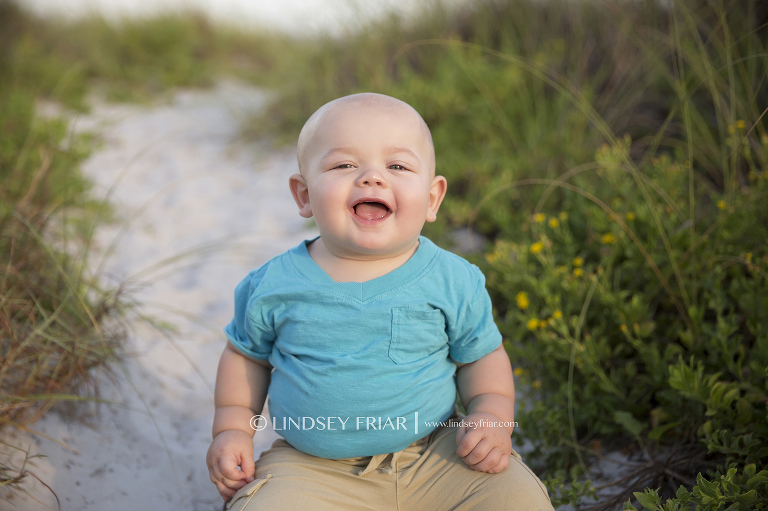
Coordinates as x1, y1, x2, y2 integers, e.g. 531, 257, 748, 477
1, 80, 318, 511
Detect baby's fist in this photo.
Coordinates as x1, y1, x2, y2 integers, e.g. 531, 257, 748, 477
206, 430, 256, 500
455, 412, 512, 473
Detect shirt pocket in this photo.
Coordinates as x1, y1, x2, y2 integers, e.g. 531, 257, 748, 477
389, 306, 448, 364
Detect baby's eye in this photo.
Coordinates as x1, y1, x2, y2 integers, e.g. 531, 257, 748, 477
334, 163, 355, 169
388, 164, 407, 171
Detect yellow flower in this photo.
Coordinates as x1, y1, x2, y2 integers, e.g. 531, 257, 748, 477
548, 217, 559, 228
556, 265, 568, 273
539, 320, 548, 329
514, 367, 523, 376
736, 120, 745, 130
532, 380, 542, 389
533, 213, 546, 223
601, 233, 616, 245
620, 324, 628, 333
626, 212, 635, 221
573, 268, 583, 277
573, 257, 583, 267
746, 253, 753, 263
717, 200, 726, 210
516, 292, 530, 310
727, 125, 736, 134
530, 242, 544, 254
527, 318, 539, 330
559, 211, 568, 221
553, 310, 563, 319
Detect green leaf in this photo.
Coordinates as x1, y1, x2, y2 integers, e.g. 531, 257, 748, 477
615, 410, 644, 437
736, 489, 757, 507
697, 473, 720, 498
747, 474, 768, 491
634, 490, 660, 511
676, 485, 691, 501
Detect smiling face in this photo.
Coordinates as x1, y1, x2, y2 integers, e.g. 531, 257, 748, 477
289, 94, 446, 261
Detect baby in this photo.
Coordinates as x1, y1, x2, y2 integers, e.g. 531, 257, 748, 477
206, 93, 553, 510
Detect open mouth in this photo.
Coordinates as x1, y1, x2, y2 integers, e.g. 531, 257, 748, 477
352, 200, 391, 221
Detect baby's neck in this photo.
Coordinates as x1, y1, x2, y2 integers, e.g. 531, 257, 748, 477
307, 238, 419, 283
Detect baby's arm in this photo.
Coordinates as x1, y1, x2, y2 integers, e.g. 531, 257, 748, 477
206, 342, 271, 500
454, 344, 516, 473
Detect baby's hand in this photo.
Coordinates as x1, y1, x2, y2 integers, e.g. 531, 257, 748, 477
455, 412, 513, 473
206, 430, 256, 500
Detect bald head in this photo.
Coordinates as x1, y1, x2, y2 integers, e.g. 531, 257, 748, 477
296, 93, 435, 176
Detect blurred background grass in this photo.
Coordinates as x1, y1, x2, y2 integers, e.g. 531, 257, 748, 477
1, 0, 766, 508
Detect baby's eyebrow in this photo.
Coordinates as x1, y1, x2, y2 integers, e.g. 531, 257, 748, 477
321, 147, 358, 159
382, 146, 422, 164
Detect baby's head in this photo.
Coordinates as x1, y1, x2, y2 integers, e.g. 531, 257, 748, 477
289, 93, 447, 260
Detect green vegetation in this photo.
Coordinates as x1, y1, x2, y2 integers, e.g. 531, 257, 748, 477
1, 0, 766, 508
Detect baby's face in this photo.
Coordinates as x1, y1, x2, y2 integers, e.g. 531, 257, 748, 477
291, 101, 445, 260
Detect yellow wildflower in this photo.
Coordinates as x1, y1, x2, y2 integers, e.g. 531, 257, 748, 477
559, 211, 568, 221
620, 324, 628, 333
626, 212, 635, 221
601, 233, 616, 245
533, 213, 546, 223
514, 367, 523, 376
736, 120, 745, 130
532, 380, 542, 389
527, 318, 539, 331
556, 265, 568, 273
746, 253, 753, 263
539, 320, 548, 329
530, 242, 544, 254
548, 217, 559, 228
717, 200, 726, 210
573, 268, 583, 277
516, 292, 530, 310
573, 257, 583, 267
727, 125, 736, 134
553, 310, 563, 319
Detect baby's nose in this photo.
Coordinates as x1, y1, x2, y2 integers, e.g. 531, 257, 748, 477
356, 168, 386, 186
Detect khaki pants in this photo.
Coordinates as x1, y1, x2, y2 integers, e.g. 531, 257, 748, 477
226, 418, 554, 511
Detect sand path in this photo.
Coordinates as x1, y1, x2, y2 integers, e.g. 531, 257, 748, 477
3, 80, 317, 511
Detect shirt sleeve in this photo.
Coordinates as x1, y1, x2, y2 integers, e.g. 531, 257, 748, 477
447, 268, 503, 363
223, 265, 275, 362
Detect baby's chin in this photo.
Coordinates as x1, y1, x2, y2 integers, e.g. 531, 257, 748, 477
326, 236, 421, 261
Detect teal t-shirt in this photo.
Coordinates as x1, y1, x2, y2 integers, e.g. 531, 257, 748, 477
224, 236, 502, 458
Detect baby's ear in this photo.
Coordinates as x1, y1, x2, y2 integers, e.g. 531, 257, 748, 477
289, 173, 313, 218
426, 175, 447, 223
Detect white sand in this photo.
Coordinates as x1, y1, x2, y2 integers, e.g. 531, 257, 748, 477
1, 80, 318, 511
